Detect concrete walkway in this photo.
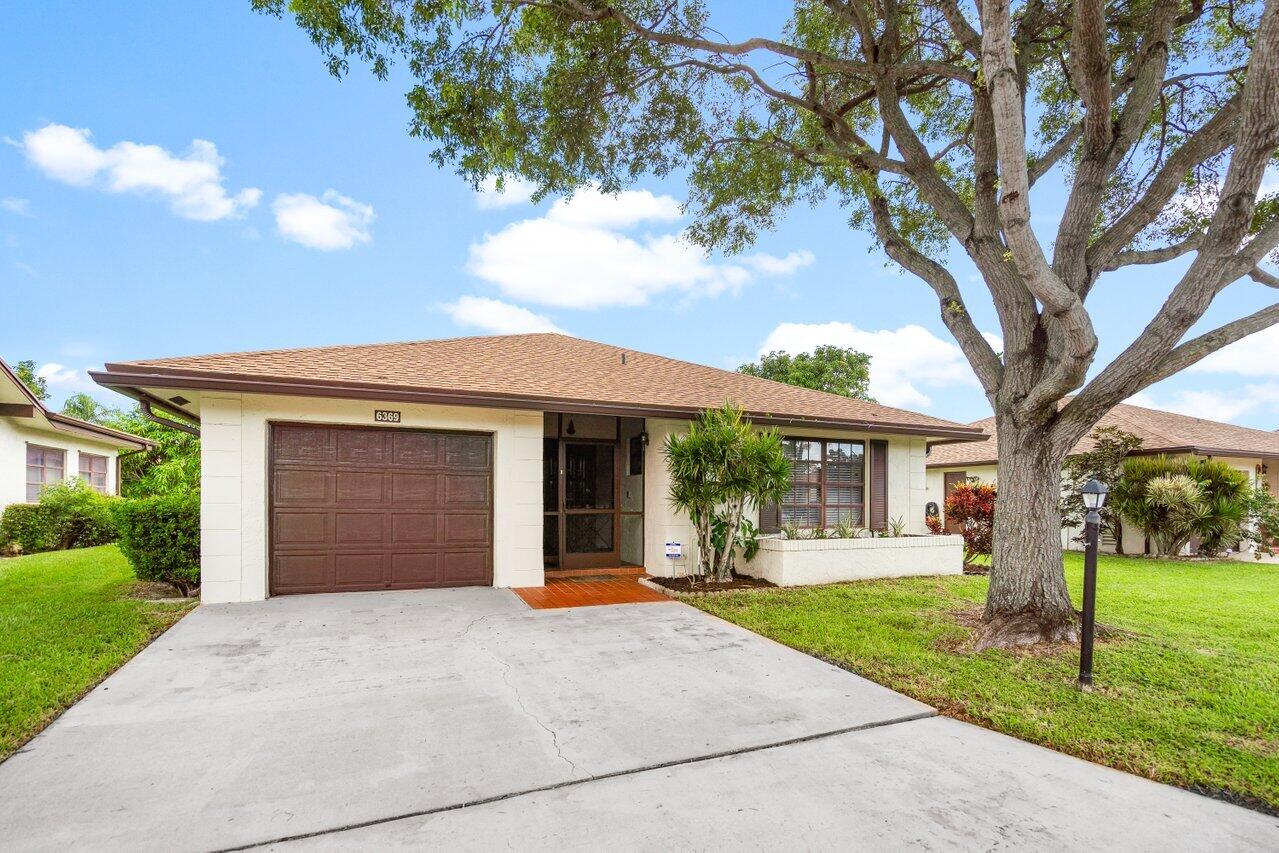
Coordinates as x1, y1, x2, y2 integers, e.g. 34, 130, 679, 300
0, 590, 1274, 851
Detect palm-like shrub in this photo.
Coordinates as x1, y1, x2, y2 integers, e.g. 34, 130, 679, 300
665, 402, 790, 582
1140, 474, 1208, 556
1112, 456, 1251, 556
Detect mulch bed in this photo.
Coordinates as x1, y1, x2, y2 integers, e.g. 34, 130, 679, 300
125, 581, 188, 601
962, 562, 989, 575
648, 573, 777, 593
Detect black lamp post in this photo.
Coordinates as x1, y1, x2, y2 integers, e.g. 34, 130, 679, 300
1078, 478, 1108, 688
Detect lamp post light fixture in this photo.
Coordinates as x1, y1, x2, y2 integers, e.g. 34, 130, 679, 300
1078, 478, 1109, 689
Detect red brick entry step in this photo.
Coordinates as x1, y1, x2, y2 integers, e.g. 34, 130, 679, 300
514, 569, 669, 609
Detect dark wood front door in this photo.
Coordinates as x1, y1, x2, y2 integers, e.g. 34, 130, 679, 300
544, 439, 620, 570
269, 423, 493, 595
943, 471, 967, 534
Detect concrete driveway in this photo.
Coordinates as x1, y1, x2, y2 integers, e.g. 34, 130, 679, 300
0, 590, 1274, 851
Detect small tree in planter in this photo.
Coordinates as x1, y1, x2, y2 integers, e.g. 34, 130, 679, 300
945, 481, 996, 565
1060, 426, 1143, 553
665, 403, 790, 583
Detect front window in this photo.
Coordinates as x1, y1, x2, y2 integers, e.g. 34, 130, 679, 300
26, 444, 66, 502
79, 452, 109, 494
780, 438, 865, 528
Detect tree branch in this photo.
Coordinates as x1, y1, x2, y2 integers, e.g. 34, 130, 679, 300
868, 189, 1004, 392
1142, 303, 1279, 386
1102, 235, 1202, 269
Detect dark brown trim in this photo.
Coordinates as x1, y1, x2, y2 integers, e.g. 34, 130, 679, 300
0, 403, 36, 418
0, 357, 152, 449
91, 367, 986, 441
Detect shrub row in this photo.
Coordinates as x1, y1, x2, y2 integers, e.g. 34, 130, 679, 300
0, 480, 117, 553
1, 482, 201, 596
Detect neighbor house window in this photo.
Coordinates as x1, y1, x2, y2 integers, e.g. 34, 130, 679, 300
79, 452, 109, 494
779, 438, 865, 527
26, 444, 65, 502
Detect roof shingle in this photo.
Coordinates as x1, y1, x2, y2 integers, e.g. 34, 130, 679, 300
927, 401, 1279, 467
99, 333, 982, 437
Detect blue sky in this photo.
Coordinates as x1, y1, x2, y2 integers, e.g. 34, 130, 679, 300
3, 1, 1277, 429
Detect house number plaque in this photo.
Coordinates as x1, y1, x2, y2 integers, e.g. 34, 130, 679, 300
374, 410, 402, 423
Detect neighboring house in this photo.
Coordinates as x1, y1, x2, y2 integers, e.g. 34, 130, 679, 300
926, 402, 1279, 554
91, 333, 984, 603
1, 358, 153, 508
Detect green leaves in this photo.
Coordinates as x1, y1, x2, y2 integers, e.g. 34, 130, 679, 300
738, 345, 874, 401
663, 402, 792, 579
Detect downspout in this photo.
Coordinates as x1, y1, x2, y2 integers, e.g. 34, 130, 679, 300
141, 400, 201, 437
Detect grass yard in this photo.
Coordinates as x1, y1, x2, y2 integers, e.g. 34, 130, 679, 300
688, 553, 1279, 812
0, 544, 195, 760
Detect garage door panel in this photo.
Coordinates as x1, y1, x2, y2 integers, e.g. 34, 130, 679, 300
443, 473, 489, 505
441, 551, 489, 584
337, 430, 389, 464
443, 513, 489, 544
334, 512, 386, 544
275, 512, 330, 546
274, 427, 333, 464
274, 469, 330, 504
442, 435, 490, 468
273, 554, 332, 591
390, 472, 438, 504
389, 552, 439, 586
334, 553, 386, 588
391, 432, 438, 465
271, 425, 492, 595
390, 512, 438, 543
336, 470, 387, 503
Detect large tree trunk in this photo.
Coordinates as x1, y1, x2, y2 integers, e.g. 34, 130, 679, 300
979, 418, 1079, 649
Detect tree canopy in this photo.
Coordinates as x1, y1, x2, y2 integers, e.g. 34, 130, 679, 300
12, 360, 49, 402
739, 345, 874, 399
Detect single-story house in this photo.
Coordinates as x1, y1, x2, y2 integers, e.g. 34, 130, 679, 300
1, 357, 153, 508
926, 401, 1279, 554
91, 333, 984, 602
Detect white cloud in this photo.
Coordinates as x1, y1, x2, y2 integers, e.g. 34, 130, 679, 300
1127, 383, 1279, 424
467, 187, 810, 309
35, 363, 79, 386
743, 250, 815, 276
19, 124, 260, 221
756, 322, 993, 409
2, 197, 30, 216
272, 190, 373, 251
475, 176, 537, 210
1190, 324, 1279, 377
440, 296, 565, 335
13, 261, 36, 277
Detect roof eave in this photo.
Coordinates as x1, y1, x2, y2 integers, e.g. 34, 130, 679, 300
91, 367, 987, 441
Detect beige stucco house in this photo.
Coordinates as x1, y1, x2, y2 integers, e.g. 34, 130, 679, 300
91, 333, 983, 603
926, 402, 1279, 554
1, 358, 152, 508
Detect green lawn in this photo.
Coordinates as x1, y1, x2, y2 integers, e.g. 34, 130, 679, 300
0, 545, 196, 760
688, 553, 1279, 811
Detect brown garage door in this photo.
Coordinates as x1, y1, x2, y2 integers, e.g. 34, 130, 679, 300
269, 423, 492, 595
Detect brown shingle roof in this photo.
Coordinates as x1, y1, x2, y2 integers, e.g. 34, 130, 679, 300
927, 401, 1279, 467
95, 333, 983, 438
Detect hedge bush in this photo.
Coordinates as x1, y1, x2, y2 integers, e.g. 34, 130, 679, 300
113, 492, 200, 596
0, 481, 118, 554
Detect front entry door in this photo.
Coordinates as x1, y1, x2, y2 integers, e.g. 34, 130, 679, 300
560, 441, 620, 569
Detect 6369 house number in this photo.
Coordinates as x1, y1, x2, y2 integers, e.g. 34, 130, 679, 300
374, 410, 402, 423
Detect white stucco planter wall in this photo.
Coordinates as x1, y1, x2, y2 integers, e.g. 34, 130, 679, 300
739, 534, 964, 586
